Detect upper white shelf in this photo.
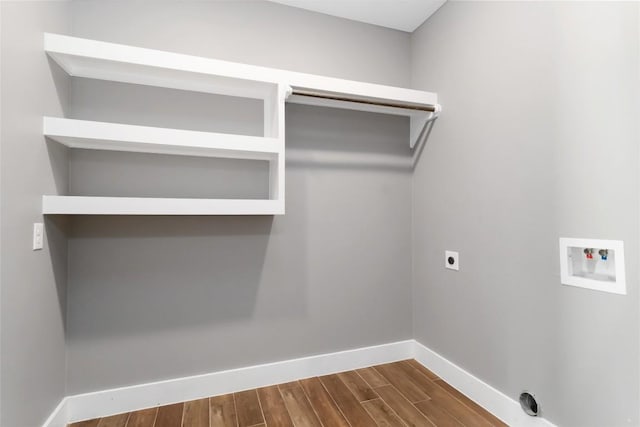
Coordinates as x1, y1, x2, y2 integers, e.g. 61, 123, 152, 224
44, 117, 281, 161
44, 33, 438, 118
45, 33, 279, 100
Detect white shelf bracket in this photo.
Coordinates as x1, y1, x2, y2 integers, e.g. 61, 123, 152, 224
410, 104, 441, 149
283, 85, 293, 100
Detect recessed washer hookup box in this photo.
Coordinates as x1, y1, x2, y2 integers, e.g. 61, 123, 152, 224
559, 238, 626, 295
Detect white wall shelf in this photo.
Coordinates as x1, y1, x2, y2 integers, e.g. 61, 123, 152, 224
42, 33, 439, 216
42, 197, 284, 216
44, 117, 281, 161
44, 33, 280, 100
44, 33, 437, 113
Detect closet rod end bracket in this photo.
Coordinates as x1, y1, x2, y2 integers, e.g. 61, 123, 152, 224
283, 85, 293, 100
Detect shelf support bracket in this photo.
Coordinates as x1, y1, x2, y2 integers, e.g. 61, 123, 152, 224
410, 104, 441, 149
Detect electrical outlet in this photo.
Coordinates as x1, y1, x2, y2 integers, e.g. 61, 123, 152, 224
33, 223, 44, 250
445, 250, 459, 271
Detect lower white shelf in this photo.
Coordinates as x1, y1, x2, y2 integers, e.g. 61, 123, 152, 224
42, 196, 284, 215
44, 117, 281, 161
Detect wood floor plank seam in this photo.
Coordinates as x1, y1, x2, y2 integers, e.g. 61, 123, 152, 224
153, 402, 184, 427
336, 371, 378, 403
317, 374, 376, 426
411, 395, 461, 427
400, 363, 492, 425
276, 381, 301, 391
396, 363, 472, 426
257, 386, 295, 427
374, 384, 436, 427
414, 399, 465, 427
379, 382, 434, 427
235, 390, 265, 427
371, 364, 430, 403
254, 389, 267, 427
278, 381, 323, 427
431, 379, 507, 427
210, 393, 239, 427
352, 370, 380, 392
428, 381, 483, 427
300, 377, 350, 427
96, 413, 131, 427
315, 375, 354, 427
367, 396, 407, 427
395, 361, 491, 427
297, 377, 327, 427
125, 407, 158, 427
179, 400, 186, 427
233, 394, 240, 427
231, 394, 239, 427
405, 360, 440, 382
354, 368, 389, 389
151, 407, 159, 427
360, 398, 410, 427
276, 385, 291, 425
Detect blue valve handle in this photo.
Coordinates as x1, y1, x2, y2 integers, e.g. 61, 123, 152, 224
598, 249, 608, 261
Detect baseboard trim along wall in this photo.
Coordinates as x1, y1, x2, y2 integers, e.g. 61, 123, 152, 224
47, 340, 414, 426
413, 342, 556, 427
44, 340, 557, 427
41, 398, 70, 427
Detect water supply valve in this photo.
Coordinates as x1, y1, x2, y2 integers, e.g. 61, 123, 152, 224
598, 249, 608, 261
584, 248, 594, 259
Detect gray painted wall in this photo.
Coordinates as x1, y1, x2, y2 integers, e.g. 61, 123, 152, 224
65, 0, 414, 393
0, 2, 70, 426
71, 0, 411, 88
411, 2, 639, 426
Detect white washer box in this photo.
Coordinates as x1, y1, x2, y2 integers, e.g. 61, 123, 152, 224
559, 238, 626, 295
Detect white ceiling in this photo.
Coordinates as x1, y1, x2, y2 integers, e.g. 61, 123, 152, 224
268, 0, 446, 33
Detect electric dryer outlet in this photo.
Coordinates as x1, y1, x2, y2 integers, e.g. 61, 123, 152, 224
445, 250, 459, 271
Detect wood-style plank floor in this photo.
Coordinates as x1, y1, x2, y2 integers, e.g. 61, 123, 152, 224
69, 360, 508, 427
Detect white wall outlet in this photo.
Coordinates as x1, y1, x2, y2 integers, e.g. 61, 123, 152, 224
445, 250, 459, 271
33, 222, 44, 251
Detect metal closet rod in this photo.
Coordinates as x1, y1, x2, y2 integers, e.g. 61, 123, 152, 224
291, 89, 438, 112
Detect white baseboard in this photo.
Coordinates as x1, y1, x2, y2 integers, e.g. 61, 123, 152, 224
57, 340, 414, 425
44, 339, 557, 427
41, 397, 69, 427
413, 341, 557, 427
